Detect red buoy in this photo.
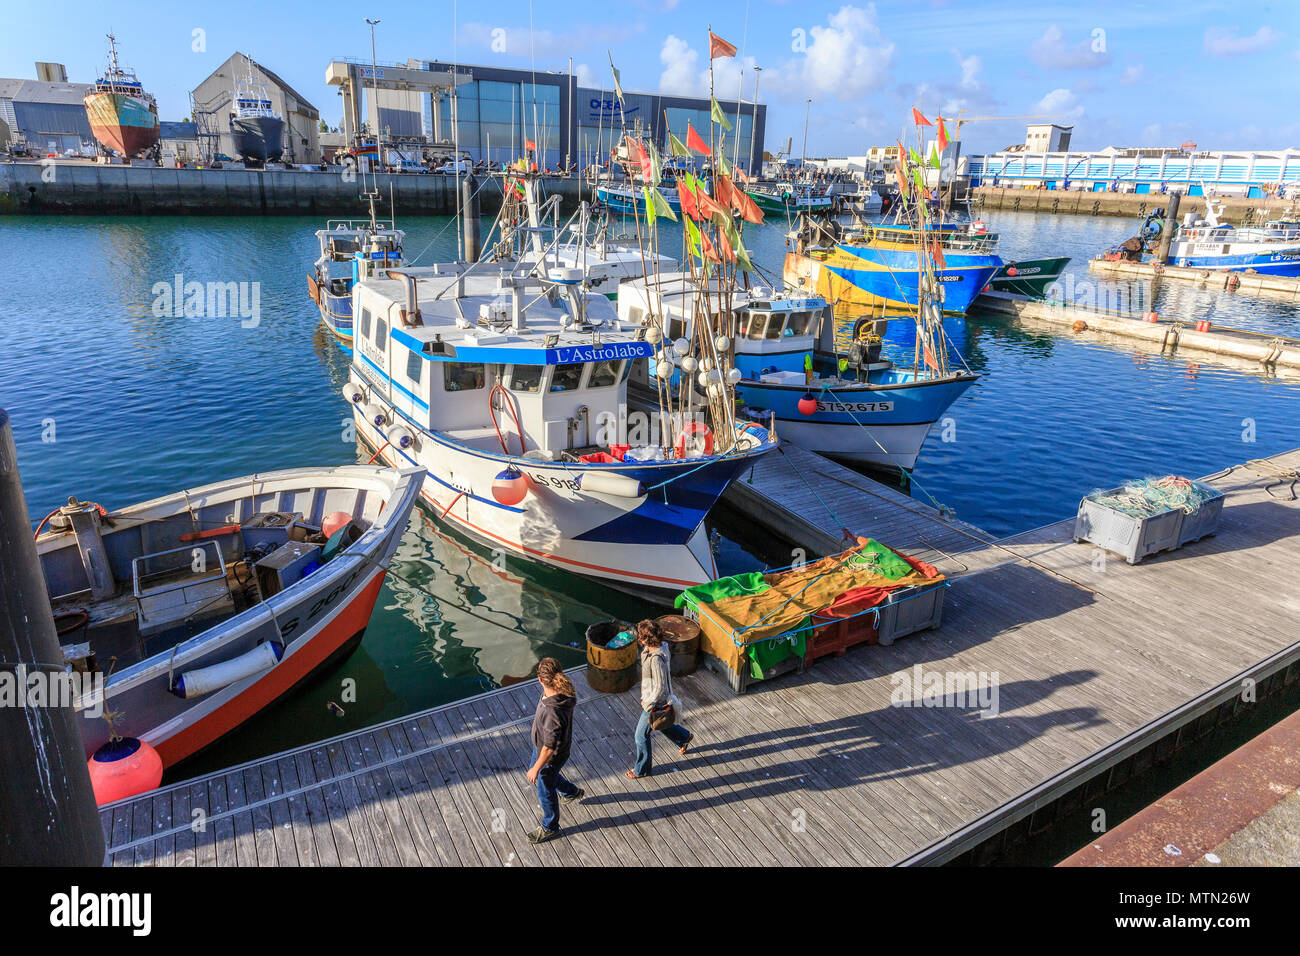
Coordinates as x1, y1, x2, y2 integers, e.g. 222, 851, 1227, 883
1005, 265, 1018, 277
87, 737, 163, 805
492, 467, 529, 506
798, 394, 818, 416
322, 511, 353, 538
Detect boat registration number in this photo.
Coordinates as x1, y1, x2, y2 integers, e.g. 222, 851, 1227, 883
817, 400, 894, 413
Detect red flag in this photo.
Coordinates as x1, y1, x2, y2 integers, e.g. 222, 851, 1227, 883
686, 122, 710, 155
735, 188, 764, 224
911, 108, 932, 127
709, 31, 738, 59
525, 139, 537, 151
923, 344, 939, 371
936, 116, 949, 152
930, 240, 947, 270
699, 229, 720, 263
675, 178, 700, 219
715, 225, 737, 263
734, 166, 750, 184
714, 173, 735, 208
695, 189, 727, 221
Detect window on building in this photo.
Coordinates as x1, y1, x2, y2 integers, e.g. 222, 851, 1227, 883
444, 363, 485, 391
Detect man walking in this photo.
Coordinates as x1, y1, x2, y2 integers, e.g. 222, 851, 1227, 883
526, 657, 582, 844
625, 619, 694, 779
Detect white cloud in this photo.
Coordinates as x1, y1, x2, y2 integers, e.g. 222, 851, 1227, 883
780, 4, 896, 102
1035, 88, 1084, 119
573, 63, 597, 89
459, 22, 641, 60
1030, 24, 1111, 69
953, 49, 982, 90
1203, 26, 1283, 57
1118, 64, 1145, 86
658, 35, 701, 95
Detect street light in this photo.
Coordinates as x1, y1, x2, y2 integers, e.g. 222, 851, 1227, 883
365, 18, 381, 157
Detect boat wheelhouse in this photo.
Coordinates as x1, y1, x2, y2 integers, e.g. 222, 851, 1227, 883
309, 203, 406, 345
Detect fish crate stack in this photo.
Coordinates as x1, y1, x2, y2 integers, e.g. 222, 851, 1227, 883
677, 539, 948, 695
1074, 476, 1225, 564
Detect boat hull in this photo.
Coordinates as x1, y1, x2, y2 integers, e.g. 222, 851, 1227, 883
1159, 246, 1300, 276
784, 247, 1000, 317
84, 91, 159, 156
352, 378, 773, 592
232, 115, 285, 163
737, 374, 977, 470
986, 256, 1071, 297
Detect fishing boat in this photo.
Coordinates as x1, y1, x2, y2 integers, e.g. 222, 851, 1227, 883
596, 182, 681, 216
340, 175, 775, 593
1130, 201, 1300, 275
229, 64, 285, 164
785, 215, 1002, 316
308, 194, 406, 345
83, 34, 160, 158
39, 464, 423, 770
619, 274, 976, 470
985, 256, 1071, 297
748, 181, 834, 214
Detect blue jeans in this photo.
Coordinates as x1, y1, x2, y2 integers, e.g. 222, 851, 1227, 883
634, 708, 692, 777
532, 747, 579, 833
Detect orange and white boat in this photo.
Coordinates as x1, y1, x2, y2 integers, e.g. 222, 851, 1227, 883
37, 464, 423, 772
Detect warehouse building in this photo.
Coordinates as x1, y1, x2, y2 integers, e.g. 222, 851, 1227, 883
190, 53, 320, 163
0, 73, 94, 154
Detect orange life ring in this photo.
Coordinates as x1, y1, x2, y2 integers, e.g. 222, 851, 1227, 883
674, 421, 714, 459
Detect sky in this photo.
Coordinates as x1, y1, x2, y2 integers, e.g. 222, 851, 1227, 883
4, 0, 1299, 156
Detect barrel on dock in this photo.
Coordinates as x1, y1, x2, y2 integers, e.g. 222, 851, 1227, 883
655, 614, 700, 675
585, 620, 638, 693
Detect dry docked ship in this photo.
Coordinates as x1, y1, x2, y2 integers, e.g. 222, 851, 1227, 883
83, 34, 160, 157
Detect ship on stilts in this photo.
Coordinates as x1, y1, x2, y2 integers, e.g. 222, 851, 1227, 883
83, 34, 160, 159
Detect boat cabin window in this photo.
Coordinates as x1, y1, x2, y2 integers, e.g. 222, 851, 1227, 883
444, 362, 485, 391
786, 310, 816, 336
744, 311, 769, 340
765, 314, 788, 340
509, 364, 544, 392
627, 306, 645, 325
587, 359, 621, 389
406, 350, 424, 384
551, 363, 584, 392
375, 317, 389, 350
359, 308, 372, 339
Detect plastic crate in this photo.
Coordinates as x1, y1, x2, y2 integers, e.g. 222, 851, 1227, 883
805, 611, 879, 665
702, 648, 804, 695
876, 581, 947, 646
1074, 481, 1223, 564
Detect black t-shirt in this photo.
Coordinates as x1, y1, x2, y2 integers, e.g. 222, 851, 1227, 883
531, 693, 575, 767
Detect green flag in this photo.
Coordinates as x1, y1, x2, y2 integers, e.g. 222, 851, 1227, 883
714, 150, 732, 177
684, 216, 703, 260
928, 144, 941, 169
649, 185, 678, 222
908, 147, 922, 165
647, 140, 662, 187
643, 186, 656, 229
711, 97, 732, 131
668, 131, 690, 158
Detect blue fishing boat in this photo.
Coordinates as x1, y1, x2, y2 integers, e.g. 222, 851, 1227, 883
596, 183, 681, 216
1153, 202, 1300, 275
307, 194, 405, 346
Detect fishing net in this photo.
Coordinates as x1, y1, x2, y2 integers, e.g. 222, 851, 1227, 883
1086, 476, 1213, 518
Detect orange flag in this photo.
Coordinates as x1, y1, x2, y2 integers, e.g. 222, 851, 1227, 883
715, 224, 738, 263
930, 240, 947, 270
713, 173, 734, 207
699, 228, 721, 263
686, 122, 710, 155
936, 116, 949, 152
695, 189, 727, 221
911, 108, 932, 127
676, 178, 700, 219
709, 31, 738, 59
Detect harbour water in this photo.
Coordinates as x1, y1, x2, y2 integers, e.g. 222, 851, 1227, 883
4, 207, 1298, 779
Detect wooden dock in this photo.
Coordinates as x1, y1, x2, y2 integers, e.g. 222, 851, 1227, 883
98, 448, 1300, 866
1089, 256, 1300, 299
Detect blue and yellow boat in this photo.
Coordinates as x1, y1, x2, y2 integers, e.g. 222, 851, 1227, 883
784, 220, 1002, 316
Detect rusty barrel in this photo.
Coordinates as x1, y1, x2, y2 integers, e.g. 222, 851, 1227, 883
585, 620, 638, 693
655, 614, 700, 675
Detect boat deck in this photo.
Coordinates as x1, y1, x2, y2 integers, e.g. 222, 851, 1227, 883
98, 448, 1300, 866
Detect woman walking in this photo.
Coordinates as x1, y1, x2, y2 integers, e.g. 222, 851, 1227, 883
526, 657, 582, 844
626, 619, 693, 779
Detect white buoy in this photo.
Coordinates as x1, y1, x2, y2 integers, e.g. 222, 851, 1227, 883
680, 356, 698, 373
172, 642, 284, 699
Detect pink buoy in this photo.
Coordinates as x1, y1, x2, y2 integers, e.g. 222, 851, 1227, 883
797, 394, 818, 416
492, 467, 529, 506
87, 737, 164, 805
322, 511, 353, 538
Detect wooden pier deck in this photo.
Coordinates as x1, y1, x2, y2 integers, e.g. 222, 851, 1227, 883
98, 448, 1300, 866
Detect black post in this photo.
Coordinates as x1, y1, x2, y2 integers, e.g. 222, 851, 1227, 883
1156, 191, 1182, 264
462, 173, 481, 263
0, 408, 105, 865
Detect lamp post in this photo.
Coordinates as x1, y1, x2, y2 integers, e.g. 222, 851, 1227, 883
365, 18, 381, 171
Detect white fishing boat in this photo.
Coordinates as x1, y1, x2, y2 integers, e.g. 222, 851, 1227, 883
340, 178, 775, 593
1156, 201, 1300, 275
39, 464, 423, 772
308, 194, 406, 346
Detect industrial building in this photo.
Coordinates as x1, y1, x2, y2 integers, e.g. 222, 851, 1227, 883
0, 66, 93, 154
190, 53, 320, 163
331, 57, 766, 174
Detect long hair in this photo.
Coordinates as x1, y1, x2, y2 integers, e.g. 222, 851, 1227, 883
537, 657, 575, 697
